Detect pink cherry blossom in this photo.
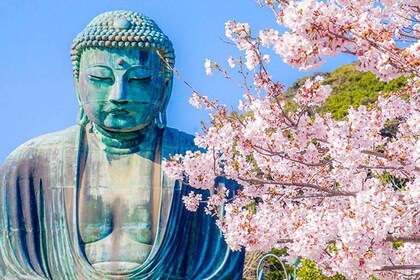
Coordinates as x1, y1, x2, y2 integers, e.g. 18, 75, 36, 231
182, 192, 203, 211
228, 56, 236, 68
204, 58, 213, 75
164, 0, 420, 278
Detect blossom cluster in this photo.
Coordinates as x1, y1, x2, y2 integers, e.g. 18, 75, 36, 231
164, 0, 419, 278
260, 0, 419, 80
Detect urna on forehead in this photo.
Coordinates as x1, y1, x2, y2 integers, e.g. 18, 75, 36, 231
70, 10, 175, 79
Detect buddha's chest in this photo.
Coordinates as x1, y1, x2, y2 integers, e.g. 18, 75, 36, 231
77, 150, 161, 270
78, 180, 154, 244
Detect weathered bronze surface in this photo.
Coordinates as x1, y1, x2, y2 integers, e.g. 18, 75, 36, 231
0, 10, 244, 279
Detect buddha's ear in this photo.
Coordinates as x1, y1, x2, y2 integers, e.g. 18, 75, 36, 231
74, 77, 82, 105
162, 77, 173, 112
156, 78, 173, 129
74, 78, 88, 125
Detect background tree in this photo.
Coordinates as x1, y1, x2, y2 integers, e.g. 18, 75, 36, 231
243, 64, 409, 279
164, 0, 419, 279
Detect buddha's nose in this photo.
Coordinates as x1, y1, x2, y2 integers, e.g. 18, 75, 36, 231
109, 79, 128, 103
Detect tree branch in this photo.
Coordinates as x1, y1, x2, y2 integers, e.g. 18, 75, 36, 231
385, 235, 420, 243
238, 176, 356, 196
376, 265, 420, 271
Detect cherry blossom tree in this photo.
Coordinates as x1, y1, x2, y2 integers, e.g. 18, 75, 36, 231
163, 0, 419, 279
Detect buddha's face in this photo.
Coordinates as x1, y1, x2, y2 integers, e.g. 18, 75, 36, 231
77, 48, 169, 132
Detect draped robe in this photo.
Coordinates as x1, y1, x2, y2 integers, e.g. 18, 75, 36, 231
0, 125, 245, 279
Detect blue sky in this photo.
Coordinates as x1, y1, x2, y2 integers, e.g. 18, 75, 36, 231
0, 0, 354, 163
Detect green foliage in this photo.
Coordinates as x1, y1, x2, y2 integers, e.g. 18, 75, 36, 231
285, 63, 407, 120
379, 172, 408, 191
392, 241, 405, 249
321, 64, 406, 119
245, 200, 258, 215
261, 248, 294, 280
260, 249, 346, 280
328, 242, 339, 254
297, 260, 346, 280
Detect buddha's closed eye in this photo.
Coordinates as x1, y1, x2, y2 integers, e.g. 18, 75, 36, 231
128, 77, 152, 84
88, 75, 113, 83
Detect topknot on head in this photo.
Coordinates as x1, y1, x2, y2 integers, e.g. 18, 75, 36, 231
70, 10, 175, 79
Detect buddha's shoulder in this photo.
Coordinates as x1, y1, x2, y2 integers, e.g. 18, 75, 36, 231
1, 126, 197, 169
11, 125, 79, 152
2, 126, 80, 166
163, 127, 197, 154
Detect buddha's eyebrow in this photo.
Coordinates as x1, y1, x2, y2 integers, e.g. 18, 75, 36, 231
87, 65, 113, 70
130, 65, 153, 70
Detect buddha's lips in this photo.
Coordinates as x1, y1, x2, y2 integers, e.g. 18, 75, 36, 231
105, 103, 150, 114
107, 108, 131, 114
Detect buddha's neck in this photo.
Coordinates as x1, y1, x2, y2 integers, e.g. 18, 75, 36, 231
91, 123, 155, 155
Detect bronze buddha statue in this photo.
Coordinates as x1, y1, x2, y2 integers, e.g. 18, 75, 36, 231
0, 10, 244, 279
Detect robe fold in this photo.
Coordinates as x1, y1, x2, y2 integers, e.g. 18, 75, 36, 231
0, 125, 245, 279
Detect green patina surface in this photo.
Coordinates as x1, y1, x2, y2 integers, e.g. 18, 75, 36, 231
0, 10, 245, 279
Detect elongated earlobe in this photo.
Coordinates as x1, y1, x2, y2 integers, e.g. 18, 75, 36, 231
156, 111, 167, 129
78, 106, 89, 126
75, 79, 89, 125
156, 78, 172, 129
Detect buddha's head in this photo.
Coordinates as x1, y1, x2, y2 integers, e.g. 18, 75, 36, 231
71, 11, 174, 131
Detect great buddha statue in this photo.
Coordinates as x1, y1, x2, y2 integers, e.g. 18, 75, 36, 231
0, 11, 244, 279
